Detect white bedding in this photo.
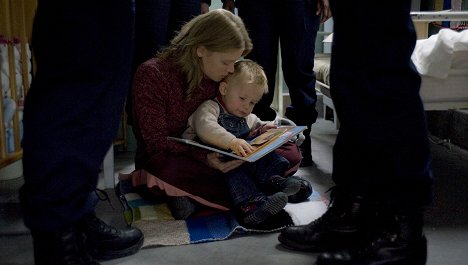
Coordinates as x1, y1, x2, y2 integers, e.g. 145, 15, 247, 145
411, 29, 468, 110
420, 73, 468, 110
314, 29, 468, 111
412, 29, 468, 79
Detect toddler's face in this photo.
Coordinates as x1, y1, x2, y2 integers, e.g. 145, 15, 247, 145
220, 78, 264, 118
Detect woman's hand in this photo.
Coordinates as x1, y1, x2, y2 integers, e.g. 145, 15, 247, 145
206, 152, 244, 173
317, 0, 332, 23
229, 138, 254, 156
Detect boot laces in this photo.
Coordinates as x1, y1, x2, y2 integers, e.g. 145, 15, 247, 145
308, 187, 344, 227
95, 188, 114, 210
90, 215, 119, 235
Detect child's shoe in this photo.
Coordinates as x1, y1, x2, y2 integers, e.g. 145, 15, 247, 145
167, 196, 197, 220
240, 192, 288, 225
265, 175, 302, 197
286, 176, 313, 203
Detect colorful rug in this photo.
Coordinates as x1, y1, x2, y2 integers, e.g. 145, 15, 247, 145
117, 174, 328, 248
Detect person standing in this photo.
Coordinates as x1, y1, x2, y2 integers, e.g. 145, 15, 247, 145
278, 1, 433, 264
20, 1, 143, 264
126, 0, 212, 125
223, 0, 331, 167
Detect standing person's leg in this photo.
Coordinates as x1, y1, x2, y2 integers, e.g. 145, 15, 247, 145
127, 0, 201, 126
168, 0, 201, 41
20, 1, 143, 263
126, 0, 171, 125
134, 0, 171, 65
280, 1, 433, 264
317, 1, 432, 263
280, 0, 320, 167
237, 0, 280, 121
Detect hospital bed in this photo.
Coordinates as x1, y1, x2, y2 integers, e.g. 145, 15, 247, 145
314, 11, 468, 129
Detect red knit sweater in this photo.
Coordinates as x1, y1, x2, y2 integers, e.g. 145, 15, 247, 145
132, 56, 218, 169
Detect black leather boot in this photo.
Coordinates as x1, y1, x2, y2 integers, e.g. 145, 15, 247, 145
77, 212, 144, 260
315, 212, 427, 265
300, 127, 314, 167
32, 227, 100, 265
278, 188, 370, 252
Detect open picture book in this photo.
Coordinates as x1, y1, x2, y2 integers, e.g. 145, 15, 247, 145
168, 125, 307, 162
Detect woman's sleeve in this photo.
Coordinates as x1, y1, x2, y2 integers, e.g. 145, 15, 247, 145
132, 63, 207, 163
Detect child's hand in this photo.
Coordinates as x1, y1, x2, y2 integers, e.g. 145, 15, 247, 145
248, 124, 277, 138
260, 124, 277, 134
229, 138, 255, 157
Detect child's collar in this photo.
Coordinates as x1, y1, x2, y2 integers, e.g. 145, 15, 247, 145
215, 94, 228, 111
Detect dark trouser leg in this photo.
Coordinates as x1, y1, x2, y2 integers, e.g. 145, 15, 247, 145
20, 0, 142, 262
21, 0, 134, 233
167, 0, 201, 41
280, 0, 319, 128
279, 0, 433, 258
237, 0, 280, 121
315, 0, 432, 264
126, 0, 201, 125
279, 0, 320, 166
330, 0, 432, 214
299, 126, 313, 167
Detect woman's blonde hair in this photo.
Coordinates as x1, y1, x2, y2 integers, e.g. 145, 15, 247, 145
160, 9, 253, 99
225, 59, 268, 94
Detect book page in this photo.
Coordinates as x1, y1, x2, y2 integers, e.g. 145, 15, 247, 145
168, 125, 306, 162
249, 127, 288, 146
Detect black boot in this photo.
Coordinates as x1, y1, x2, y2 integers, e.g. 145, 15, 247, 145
32, 227, 100, 265
300, 127, 314, 167
77, 212, 144, 261
278, 188, 370, 252
316, 212, 427, 265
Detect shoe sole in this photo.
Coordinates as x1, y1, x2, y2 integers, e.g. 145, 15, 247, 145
278, 233, 323, 252
90, 235, 144, 261
243, 192, 288, 225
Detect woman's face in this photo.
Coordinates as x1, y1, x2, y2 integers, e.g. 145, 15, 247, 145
197, 47, 244, 82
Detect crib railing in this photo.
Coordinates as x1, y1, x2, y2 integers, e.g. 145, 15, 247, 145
0, 0, 36, 168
